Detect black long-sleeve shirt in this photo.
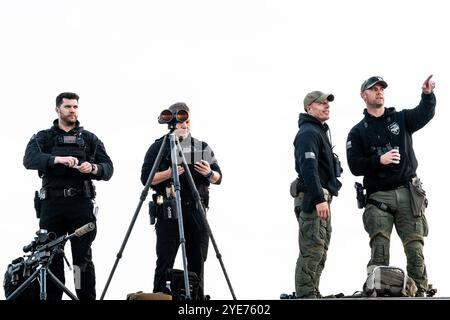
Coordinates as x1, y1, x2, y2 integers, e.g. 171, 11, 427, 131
346, 92, 436, 194
23, 120, 113, 189
294, 113, 342, 212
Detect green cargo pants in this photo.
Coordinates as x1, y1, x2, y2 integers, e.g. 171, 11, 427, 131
363, 186, 429, 293
294, 193, 331, 298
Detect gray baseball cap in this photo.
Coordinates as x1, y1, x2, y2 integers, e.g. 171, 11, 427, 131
360, 76, 388, 92
303, 91, 334, 110
168, 102, 190, 113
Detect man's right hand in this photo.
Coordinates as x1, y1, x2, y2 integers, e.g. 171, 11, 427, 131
171, 165, 185, 177
54, 156, 79, 167
152, 165, 184, 185
316, 202, 330, 220
422, 74, 435, 94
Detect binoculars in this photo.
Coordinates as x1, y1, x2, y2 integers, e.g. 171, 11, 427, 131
158, 109, 189, 125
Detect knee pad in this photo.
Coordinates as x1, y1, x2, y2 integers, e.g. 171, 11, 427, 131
405, 240, 424, 262
370, 234, 390, 265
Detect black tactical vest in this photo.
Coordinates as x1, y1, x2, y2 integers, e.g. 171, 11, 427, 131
48, 128, 90, 176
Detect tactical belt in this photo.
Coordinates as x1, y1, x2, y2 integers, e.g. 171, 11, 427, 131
296, 190, 333, 203
366, 199, 395, 215
47, 188, 87, 198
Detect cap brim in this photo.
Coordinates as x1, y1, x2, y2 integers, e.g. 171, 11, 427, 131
317, 93, 334, 103
326, 94, 334, 102
365, 80, 388, 91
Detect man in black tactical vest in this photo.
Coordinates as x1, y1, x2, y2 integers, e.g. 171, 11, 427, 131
23, 92, 114, 300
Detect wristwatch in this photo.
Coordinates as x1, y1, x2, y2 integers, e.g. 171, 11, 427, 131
205, 170, 213, 179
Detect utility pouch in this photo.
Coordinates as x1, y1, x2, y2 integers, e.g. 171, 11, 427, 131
200, 197, 209, 210
290, 179, 299, 198
83, 180, 96, 199
333, 153, 343, 177
38, 187, 47, 200
163, 198, 178, 220
409, 177, 427, 217
33, 191, 41, 219
294, 192, 304, 217
323, 188, 332, 203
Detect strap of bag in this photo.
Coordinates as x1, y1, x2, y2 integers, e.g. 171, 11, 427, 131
366, 199, 395, 215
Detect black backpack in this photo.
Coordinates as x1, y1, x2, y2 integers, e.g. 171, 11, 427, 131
3, 257, 40, 300
165, 268, 203, 300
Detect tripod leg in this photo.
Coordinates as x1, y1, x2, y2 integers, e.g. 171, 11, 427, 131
39, 268, 47, 300
169, 133, 191, 300
175, 139, 237, 300
100, 133, 170, 300
47, 269, 79, 300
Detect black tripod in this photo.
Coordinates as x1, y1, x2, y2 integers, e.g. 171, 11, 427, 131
101, 127, 236, 300
6, 223, 95, 301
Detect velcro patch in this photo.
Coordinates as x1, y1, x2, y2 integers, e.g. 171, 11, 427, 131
305, 152, 316, 159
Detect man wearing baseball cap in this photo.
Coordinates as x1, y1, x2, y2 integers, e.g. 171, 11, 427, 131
292, 90, 342, 298
360, 76, 388, 92
346, 75, 436, 297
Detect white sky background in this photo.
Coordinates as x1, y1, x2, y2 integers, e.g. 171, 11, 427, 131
1, 0, 449, 300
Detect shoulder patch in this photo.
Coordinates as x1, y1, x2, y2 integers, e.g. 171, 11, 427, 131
346, 141, 352, 149
305, 152, 316, 159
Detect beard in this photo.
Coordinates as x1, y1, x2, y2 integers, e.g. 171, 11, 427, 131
60, 114, 77, 126
370, 97, 384, 109
371, 103, 383, 109
174, 128, 190, 141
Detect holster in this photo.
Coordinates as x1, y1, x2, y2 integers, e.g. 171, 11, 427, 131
290, 179, 331, 214
290, 178, 306, 197
290, 179, 299, 198
149, 201, 157, 225
149, 194, 163, 225
33, 191, 41, 219
354, 182, 366, 209
409, 177, 428, 217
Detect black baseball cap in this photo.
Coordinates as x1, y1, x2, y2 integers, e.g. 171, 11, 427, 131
360, 76, 388, 92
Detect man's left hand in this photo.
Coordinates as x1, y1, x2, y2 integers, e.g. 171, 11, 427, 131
194, 160, 211, 176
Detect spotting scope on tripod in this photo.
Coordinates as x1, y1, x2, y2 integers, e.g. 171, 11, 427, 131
101, 105, 236, 300
4, 223, 95, 300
